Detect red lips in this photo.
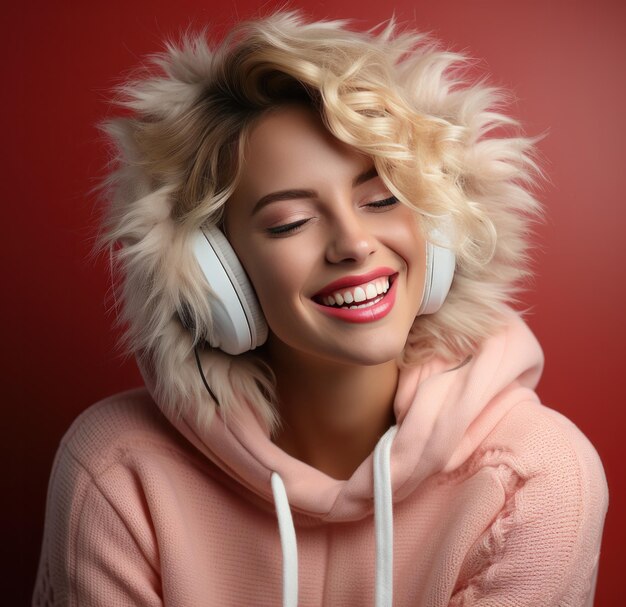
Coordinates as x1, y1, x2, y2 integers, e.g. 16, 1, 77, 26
313, 267, 396, 298
313, 277, 398, 323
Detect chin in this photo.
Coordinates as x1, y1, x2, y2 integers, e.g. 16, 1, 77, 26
266, 318, 411, 368
317, 338, 407, 368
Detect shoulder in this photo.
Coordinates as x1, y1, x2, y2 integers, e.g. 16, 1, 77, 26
59, 387, 193, 477
452, 400, 608, 605
40, 389, 199, 562
487, 400, 608, 505
35, 389, 174, 603
476, 399, 609, 542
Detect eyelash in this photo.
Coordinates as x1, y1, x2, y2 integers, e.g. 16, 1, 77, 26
366, 195, 398, 209
266, 219, 309, 236
265, 195, 399, 236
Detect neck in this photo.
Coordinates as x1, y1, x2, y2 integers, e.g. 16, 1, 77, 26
267, 337, 399, 480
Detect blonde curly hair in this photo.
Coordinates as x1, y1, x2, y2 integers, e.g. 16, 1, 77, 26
98, 11, 543, 435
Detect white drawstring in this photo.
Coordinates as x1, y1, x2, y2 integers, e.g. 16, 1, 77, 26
271, 472, 298, 607
271, 425, 397, 607
374, 425, 397, 607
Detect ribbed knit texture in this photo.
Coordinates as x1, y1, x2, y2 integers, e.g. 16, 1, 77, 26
33, 310, 608, 606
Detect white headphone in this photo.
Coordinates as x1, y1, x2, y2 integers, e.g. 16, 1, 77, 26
417, 223, 456, 315
192, 224, 455, 355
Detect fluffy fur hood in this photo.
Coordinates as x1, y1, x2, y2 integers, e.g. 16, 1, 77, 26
98, 11, 543, 434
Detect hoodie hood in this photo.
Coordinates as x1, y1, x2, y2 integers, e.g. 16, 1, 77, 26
139, 306, 543, 523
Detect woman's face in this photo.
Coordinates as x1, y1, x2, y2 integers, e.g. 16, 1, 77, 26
225, 105, 426, 367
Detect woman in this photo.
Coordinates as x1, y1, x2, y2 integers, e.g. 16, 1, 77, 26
34, 12, 607, 606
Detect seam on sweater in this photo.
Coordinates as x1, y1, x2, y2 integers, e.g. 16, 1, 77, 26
436, 446, 526, 488
63, 410, 284, 520
65, 448, 161, 587
448, 400, 593, 605
65, 427, 213, 483
448, 458, 526, 603
69, 464, 98, 607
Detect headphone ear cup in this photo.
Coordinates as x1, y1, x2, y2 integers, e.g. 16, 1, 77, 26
191, 226, 268, 354
418, 225, 456, 315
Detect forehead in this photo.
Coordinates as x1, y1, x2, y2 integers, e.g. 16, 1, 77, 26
235, 105, 371, 193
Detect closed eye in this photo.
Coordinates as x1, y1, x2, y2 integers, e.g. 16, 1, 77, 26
265, 218, 310, 236
366, 195, 398, 209
264, 195, 398, 236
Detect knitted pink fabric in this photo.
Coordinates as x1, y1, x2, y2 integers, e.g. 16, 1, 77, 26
33, 310, 608, 606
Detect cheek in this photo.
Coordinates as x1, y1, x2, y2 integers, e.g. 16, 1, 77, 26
240, 240, 311, 319
386, 212, 425, 266
390, 217, 427, 302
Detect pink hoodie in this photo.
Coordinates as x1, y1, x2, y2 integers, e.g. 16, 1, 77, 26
33, 309, 608, 606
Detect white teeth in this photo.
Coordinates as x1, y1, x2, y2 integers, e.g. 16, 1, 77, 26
348, 295, 383, 310
320, 276, 392, 308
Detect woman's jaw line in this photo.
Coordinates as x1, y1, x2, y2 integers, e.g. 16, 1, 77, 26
264, 330, 402, 374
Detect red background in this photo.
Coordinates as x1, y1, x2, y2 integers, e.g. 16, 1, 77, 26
4, 1, 624, 603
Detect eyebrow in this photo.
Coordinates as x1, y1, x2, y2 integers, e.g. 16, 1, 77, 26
251, 166, 379, 215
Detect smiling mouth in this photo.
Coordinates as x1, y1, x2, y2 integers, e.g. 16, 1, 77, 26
313, 274, 396, 309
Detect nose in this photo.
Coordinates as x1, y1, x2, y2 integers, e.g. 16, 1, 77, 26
325, 212, 377, 265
